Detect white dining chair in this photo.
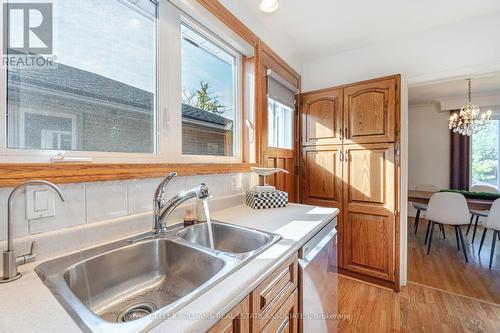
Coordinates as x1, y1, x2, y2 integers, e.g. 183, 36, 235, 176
426, 192, 471, 262
467, 184, 499, 244
478, 198, 500, 269
413, 184, 440, 234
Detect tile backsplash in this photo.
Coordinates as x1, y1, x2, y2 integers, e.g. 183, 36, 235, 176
0, 172, 257, 242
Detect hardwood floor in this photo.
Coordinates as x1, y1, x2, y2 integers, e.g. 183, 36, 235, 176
408, 217, 500, 304
336, 274, 500, 332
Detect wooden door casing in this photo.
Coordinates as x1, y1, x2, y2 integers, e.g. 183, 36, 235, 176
259, 46, 300, 203
343, 77, 398, 144
301, 89, 343, 146
342, 143, 395, 282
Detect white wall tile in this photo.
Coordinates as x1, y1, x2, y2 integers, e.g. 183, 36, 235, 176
29, 183, 86, 234
1, 173, 250, 241
163, 176, 188, 199
242, 172, 252, 192
206, 174, 231, 197
127, 178, 163, 215
86, 181, 128, 223
0, 187, 29, 241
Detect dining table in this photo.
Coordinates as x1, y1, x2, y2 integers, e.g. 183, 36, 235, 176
408, 190, 496, 211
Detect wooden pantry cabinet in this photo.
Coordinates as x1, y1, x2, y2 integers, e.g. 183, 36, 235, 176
300, 75, 400, 290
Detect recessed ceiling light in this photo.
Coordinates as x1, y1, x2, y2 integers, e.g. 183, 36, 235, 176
260, 0, 279, 13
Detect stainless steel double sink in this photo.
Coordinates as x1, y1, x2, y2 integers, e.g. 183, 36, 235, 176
35, 221, 281, 333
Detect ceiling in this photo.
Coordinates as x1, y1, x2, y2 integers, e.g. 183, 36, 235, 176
409, 74, 500, 105
220, 0, 500, 64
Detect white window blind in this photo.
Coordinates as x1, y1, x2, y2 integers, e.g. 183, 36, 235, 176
267, 69, 297, 110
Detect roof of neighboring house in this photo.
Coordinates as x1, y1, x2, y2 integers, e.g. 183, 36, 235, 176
8, 60, 232, 128
181, 103, 232, 127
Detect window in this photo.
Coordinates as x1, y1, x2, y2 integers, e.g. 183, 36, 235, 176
266, 72, 296, 150
1, 0, 252, 163
180, 20, 240, 157
471, 120, 499, 187
268, 98, 293, 149
5, 0, 157, 154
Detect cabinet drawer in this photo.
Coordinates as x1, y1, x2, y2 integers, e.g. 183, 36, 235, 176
260, 289, 298, 333
251, 254, 298, 332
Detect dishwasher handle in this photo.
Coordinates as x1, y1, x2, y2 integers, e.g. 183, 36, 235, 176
299, 229, 336, 269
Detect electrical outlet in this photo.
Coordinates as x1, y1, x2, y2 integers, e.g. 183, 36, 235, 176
26, 185, 56, 220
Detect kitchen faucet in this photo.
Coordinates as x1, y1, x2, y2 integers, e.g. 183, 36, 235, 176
2, 180, 65, 283
153, 172, 209, 234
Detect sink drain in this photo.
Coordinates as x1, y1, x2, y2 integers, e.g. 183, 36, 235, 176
117, 302, 157, 322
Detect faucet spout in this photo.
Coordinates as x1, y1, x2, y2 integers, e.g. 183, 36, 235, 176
2, 180, 65, 283
7, 180, 65, 252
153, 173, 209, 234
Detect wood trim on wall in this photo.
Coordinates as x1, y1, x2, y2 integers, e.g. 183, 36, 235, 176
0, 163, 256, 187
196, 0, 259, 46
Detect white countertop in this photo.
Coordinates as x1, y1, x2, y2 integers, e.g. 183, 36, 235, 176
0, 203, 338, 333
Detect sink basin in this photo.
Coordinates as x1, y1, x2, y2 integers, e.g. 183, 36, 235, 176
36, 238, 237, 333
66, 239, 225, 322
177, 221, 281, 258
35, 221, 281, 332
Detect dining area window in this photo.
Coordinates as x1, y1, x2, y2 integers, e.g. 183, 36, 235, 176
471, 119, 500, 188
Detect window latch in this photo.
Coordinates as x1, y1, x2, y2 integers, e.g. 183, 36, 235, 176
51, 152, 92, 163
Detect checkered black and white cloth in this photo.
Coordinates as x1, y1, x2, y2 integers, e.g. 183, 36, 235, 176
245, 190, 288, 209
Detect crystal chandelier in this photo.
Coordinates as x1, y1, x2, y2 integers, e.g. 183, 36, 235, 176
449, 79, 492, 136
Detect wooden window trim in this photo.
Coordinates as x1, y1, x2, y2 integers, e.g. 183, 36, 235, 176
1, 1, 300, 187
0, 163, 257, 187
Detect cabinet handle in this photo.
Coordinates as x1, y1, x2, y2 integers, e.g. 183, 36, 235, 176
344, 128, 348, 138
338, 128, 342, 139
339, 150, 344, 161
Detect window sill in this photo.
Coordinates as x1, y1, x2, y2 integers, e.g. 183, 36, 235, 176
0, 162, 257, 187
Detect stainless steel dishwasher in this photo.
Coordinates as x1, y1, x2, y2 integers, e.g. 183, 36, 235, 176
298, 218, 338, 333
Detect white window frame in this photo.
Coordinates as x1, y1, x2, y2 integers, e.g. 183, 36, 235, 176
470, 118, 500, 189
177, 16, 242, 162
0, 0, 245, 164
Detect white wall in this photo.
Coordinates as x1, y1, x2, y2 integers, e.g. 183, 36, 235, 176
302, 12, 500, 91
408, 104, 450, 190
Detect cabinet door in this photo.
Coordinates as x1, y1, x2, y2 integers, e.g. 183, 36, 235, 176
208, 296, 250, 333
260, 289, 298, 333
343, 77, 398, 144
301, 145, 342, 209
342, 143, 395, 282
301, 89, 343, 146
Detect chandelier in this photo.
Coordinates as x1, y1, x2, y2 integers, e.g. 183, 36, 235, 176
449, 79, 492, 136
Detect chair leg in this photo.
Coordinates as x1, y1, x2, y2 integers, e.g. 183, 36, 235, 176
466, 215, 474, 235
427, 221, 435, 255
455, 226, 461, 251
425, 220, 432, 244
440, 224, 446, 239
479, 228, 488, 255
414, 209, 421, 234
472, 215, 480, 244
458, 225, 468, 263
490, 230, 498, 270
